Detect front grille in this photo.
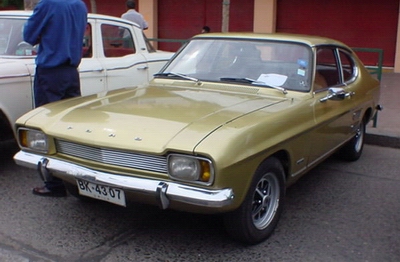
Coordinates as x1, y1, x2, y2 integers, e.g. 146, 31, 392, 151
55, 140, 168, 173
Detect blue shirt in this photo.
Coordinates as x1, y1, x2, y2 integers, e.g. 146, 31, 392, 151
24, 0, 88, 68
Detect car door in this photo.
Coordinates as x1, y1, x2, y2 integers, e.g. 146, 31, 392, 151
97, 21, 149, 91
79, 21, 106, 96
308, 46, 358, 164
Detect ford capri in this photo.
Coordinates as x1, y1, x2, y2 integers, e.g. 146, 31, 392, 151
14, 33, 381, 244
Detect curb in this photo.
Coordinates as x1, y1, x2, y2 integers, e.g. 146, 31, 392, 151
365, 131, 400, 149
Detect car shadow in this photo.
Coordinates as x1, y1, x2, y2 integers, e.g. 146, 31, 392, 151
0, 140, 19, 168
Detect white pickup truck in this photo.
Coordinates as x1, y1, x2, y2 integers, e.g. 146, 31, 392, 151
0, 10, 173, 142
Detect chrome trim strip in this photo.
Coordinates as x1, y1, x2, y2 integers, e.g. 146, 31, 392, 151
84, 61, 166, 72
309, 138, 349, 166
291, 138, 351, 178
0, 73, 31, 79
79, 68, 104, 73
290, 166, 307, 178
14, 151, 234, 209
103, 61, 156, 72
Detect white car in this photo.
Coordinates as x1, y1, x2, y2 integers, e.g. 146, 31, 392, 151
0, 10, 173, 142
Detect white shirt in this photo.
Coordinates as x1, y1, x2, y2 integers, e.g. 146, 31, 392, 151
121, 9, 148, 30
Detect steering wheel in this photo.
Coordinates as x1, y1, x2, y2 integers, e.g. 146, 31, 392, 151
15, 41, 37, 56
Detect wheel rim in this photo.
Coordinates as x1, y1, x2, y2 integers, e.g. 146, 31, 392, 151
252, 172, 280, 230
354, 122, 365, 152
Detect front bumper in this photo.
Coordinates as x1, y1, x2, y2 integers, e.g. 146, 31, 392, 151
14, 151, 234, 210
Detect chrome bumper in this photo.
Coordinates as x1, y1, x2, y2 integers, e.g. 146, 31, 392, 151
14, 151, 234, 210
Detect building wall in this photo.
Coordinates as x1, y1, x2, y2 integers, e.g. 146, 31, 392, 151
157, 0, 254, 51
253, 0, 276, 33
276, 0, 398, 68
83, 0, 400, 70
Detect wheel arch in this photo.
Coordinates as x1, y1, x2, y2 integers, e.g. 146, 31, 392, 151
0, 109, 15, 141
223, 152, 287, 244
268, 150, 290, 185
364, 107, 373, 123
246, 150, 290, 195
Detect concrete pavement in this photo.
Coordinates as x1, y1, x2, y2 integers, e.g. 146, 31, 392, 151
366, 72, 400, 148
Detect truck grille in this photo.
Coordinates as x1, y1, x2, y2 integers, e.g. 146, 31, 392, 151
55, 140, 168, 173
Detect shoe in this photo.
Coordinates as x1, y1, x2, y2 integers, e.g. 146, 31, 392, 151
32, 186, 67, 197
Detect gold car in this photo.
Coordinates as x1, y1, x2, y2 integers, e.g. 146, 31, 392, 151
14, 33, 381, 244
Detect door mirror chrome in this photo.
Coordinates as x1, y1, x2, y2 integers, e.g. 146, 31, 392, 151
320, 87, 354, 102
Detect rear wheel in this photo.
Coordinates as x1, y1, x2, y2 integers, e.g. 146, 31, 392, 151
223, 157, 285, 244
339, 117, 366, 161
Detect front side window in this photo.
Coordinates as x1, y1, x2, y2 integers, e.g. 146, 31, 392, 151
315, 47, 340, 89
0, 19, 94, 58
101, 24, 136, 57
0, 18, 35, 56
82, 23, 92, 58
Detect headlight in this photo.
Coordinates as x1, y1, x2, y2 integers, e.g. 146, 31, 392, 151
168, 154, 214, 185
18, 128, 49, 153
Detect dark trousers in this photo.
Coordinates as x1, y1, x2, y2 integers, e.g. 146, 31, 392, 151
34, 65, 81, 191
34, 66, 81, 107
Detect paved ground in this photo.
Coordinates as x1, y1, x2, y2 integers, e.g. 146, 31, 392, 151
1, 141, 399, 262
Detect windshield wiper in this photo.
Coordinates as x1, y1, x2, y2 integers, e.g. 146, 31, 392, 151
154, 72, 199, 83
220, 77, 287, 94
220, 77, 256, 84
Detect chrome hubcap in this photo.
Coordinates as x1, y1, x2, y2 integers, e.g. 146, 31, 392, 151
354, 123, 365, 152
252, 173, 280, 230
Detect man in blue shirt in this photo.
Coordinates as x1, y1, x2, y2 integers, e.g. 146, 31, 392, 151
24, 0, 87, 197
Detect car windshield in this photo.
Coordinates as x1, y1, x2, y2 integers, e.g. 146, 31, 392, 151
160, 38, 313, 92
0, 17, 35, 56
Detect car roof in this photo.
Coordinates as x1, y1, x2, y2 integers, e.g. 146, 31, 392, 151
0, 10, 141, 29
193, 32, 350, 49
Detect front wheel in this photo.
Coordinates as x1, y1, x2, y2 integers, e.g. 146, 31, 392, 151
223, 157, 285, 244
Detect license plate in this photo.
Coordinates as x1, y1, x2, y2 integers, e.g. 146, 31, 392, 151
76, 179, 126, 206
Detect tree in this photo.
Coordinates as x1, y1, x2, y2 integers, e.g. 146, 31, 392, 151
22, 0, 38, 10
89, 0, 97, 13
222, 0, 230, 32
1, 0, 24, 9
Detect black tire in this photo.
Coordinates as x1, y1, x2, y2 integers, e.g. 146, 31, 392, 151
63, 181, 97, 202
223, 157, 285, 244
339, 117, 366, 161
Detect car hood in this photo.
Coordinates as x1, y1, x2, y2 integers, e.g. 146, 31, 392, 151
22, 84, 287, 154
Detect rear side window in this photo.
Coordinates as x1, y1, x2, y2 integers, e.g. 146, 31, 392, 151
339, 50, 355, 83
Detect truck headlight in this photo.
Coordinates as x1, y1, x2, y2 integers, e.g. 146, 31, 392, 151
168, 154, 214, 185
18, 128, 49, 153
